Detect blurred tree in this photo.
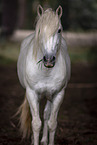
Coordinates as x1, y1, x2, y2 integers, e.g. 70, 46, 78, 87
0, 0, 18, 38
78, 0, 97, 30
67, 0, 97, 30
56, 0, 97, 30
25, 0, 33, 29
1, 0, 96, 31
56, 0, 70, 30
17, 0, 26, 29
0, 1, 2, 26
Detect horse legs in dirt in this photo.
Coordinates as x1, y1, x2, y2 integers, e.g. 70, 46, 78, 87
41, 101, 51, 145
48, 89, 65, 145
26, 87, 41, 145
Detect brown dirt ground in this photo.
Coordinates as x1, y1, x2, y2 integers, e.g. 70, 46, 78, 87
0, 63, 97, 145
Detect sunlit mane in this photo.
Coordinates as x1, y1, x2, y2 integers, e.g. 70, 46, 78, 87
33, 9, 60, 58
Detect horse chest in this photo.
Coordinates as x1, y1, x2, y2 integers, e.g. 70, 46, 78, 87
26, 62, 66, 95
35, 75, 64, 95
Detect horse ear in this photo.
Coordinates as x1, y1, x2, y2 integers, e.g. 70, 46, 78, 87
56, 5, 62, 18
37, 5, 44, 17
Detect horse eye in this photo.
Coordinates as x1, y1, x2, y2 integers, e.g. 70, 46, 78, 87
58, 29, 61, 33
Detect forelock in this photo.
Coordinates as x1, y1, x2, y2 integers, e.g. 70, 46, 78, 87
35, 9, 60, 40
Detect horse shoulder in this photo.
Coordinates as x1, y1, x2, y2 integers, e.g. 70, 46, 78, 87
17, 33, 35, 88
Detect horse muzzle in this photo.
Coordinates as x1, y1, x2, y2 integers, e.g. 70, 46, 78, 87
43, 54, 56, 68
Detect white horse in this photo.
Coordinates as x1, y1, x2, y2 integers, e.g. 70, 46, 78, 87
17, 5, 71, 145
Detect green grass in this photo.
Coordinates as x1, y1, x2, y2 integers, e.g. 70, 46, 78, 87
68, 46, 97, 63
0, 41, 20, 65
0, 55, 16, 65
0, 41, 97, 65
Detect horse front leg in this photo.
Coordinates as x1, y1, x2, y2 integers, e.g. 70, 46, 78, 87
48, 89, 65, 145
26, 87, 41, 145
41, 101, 51, 145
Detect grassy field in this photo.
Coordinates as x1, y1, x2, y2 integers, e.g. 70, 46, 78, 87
68, 46, 97, 63
0, 41, 20, 64
0, 40, 97, 65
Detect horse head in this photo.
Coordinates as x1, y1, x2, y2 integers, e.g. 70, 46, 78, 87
35, 5, 63, 68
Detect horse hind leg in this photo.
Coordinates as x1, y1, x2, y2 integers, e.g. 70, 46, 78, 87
41, 101, 51, 145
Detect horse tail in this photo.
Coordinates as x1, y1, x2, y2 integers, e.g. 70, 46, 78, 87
18, 95, 32, 138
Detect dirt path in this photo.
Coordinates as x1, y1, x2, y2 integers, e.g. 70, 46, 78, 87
0, 63, 97, 145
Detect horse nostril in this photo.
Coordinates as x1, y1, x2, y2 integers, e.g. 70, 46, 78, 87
43, 55, 56, 63
43, 56, 47, 62
52, 56, 56, 61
